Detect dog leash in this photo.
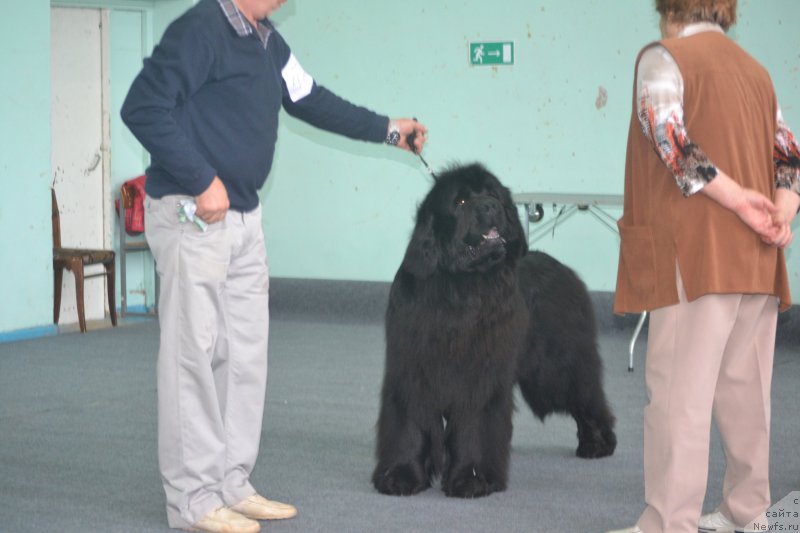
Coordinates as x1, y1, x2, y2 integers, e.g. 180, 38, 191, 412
407, 117, 437, 179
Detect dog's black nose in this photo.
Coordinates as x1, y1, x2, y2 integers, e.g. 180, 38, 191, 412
473, 198, 500, 221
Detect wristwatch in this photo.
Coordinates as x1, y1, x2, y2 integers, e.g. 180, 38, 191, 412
385, 121, 401, 146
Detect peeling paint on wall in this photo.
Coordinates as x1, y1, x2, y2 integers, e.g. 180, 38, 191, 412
595, 86, 608, 109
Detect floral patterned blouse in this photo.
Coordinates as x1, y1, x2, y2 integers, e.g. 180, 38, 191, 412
636, 22, 800, 198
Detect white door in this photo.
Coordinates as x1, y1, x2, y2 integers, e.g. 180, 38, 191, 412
51, 6, 111, 326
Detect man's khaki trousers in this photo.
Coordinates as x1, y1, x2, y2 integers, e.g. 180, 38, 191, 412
637, 269, 778, 533
145, 196, 270, 529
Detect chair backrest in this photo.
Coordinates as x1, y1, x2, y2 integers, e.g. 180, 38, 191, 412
51, 188, 62, 249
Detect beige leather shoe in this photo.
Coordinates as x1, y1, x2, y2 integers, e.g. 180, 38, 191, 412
606, 526, 643, 533
230, 493, 297, 521
186, 507, 260, 533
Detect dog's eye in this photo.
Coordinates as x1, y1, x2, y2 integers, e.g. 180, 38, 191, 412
455, 198, 467, 207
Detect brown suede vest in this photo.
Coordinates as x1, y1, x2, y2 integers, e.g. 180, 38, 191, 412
614, 31, 791, 313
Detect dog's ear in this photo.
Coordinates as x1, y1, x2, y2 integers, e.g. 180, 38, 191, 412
502, 190, 529, 260
401, 212, 439, 278
507, 233, 528, 261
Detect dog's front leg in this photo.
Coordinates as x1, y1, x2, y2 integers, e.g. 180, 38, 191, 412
442, 389, 513, 498
372, 391, 433, 496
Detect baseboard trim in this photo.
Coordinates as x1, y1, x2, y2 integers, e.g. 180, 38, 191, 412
268, 278, 648, 329
121, 304, 156, 316
3, 280, 796, 346
270, 277, 390, 324
269, 278, 799, 346
0, 324, 59, 344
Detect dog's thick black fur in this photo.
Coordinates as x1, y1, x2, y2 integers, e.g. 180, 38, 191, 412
372, 163, 616, 498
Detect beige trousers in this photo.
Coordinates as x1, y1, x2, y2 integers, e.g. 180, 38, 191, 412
145, 196, 270, 529
637, 267, 778, 533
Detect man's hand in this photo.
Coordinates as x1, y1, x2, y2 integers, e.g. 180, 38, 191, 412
195, 176, 230, 224
390, 118, 428, 153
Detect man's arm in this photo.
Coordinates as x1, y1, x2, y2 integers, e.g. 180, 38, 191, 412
283, 79, 427, 153
121, 16, 228, 222
274, 36, 427, 154
120, 16, 219, 198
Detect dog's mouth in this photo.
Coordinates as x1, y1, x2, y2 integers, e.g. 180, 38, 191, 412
466, 227, 507, 260
482, 227, 505, 244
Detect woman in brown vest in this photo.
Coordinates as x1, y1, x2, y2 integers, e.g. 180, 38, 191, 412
609, 1, 800, 532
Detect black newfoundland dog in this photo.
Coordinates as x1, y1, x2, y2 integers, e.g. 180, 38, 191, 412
372, 163, 616, 498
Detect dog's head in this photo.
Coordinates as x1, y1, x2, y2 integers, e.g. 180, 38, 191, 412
401, 163, 527, 278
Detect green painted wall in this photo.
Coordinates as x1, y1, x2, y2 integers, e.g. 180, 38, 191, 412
0, 2, 54, 336
1, 0, 799, 337
264, 1, 800, 294
0, 0, 191, 336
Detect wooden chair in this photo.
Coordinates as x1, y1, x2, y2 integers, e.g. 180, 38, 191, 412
52, 188, 117, 333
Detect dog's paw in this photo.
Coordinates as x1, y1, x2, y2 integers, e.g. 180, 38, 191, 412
443, 467, 502, 499
372, 463, 429, 496
576, 426, 617, 459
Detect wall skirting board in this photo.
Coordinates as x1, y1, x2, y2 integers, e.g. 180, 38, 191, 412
268, 278, 800, 347
2, 279, 798, 346
0, 324, 58, 344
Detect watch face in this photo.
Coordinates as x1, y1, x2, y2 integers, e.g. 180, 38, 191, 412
386, 130, 401, 146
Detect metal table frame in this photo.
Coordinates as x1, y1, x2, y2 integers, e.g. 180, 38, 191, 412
118, 199, 159, 317
512, 192, 646, 371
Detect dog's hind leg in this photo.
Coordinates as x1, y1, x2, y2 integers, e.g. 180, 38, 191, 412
571, 400, 617, 458
518, 369, 617, 459
569, 379, 617, 459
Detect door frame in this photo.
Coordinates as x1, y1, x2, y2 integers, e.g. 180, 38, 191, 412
99, 7, 112, 249
50, 5, 113, 250
51, 0, 155, 249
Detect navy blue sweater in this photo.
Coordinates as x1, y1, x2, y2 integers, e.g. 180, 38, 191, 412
121, 0, 389, 212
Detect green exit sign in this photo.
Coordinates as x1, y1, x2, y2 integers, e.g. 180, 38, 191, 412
470, 41, 514, 66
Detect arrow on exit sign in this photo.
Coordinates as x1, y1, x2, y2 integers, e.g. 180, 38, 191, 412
470, 41, 514, 66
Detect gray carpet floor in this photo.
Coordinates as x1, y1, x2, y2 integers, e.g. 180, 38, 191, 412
0, 283, 798, 533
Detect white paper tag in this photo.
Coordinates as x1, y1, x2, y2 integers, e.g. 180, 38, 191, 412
281, 53, 314, 103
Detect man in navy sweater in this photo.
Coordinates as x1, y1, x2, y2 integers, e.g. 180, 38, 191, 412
121, 1, 428, 531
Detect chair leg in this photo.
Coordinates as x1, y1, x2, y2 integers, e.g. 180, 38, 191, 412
54, 263, 63, 324
73, 263, 87, 333
106, 260, 117, 327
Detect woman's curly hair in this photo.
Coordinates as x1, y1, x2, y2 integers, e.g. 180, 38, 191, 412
655, 0, 736, 31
